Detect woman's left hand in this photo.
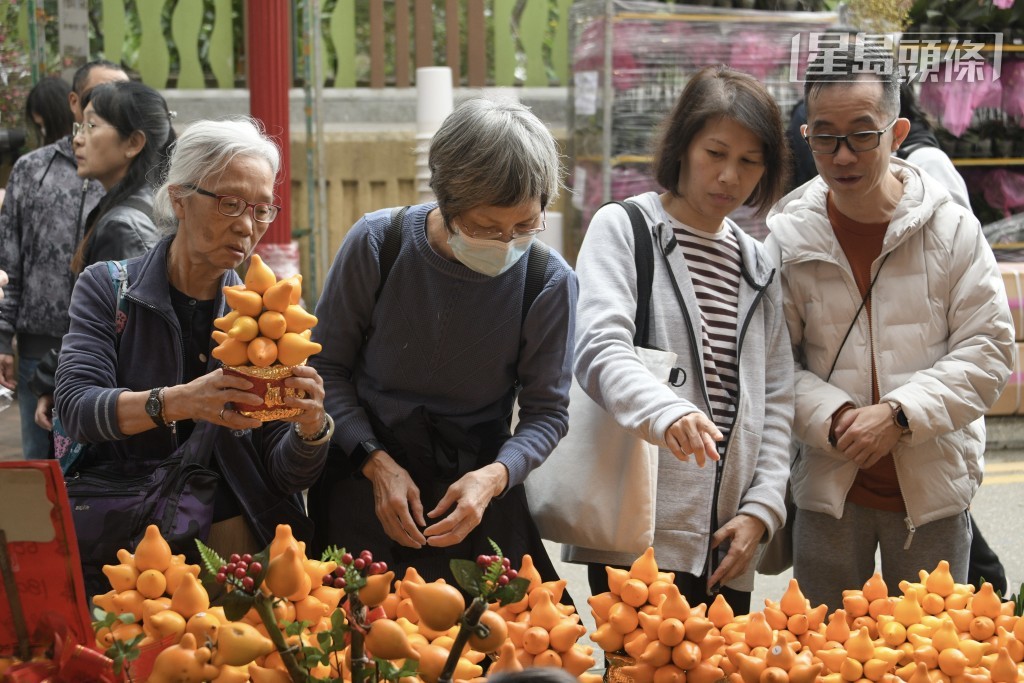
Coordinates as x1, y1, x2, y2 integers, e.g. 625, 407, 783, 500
423, 463, 508, 547
282, 364, 328, 436
706, 514, 766, 591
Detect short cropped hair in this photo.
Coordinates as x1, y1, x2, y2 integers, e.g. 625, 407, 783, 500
152, 118, 281, 234
804, 45, 900, 120
428, 98, 562, 231
653, 66, 790, 216
71, 59, 124, 97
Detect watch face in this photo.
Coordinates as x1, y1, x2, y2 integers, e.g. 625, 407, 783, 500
146, 390, 161, 417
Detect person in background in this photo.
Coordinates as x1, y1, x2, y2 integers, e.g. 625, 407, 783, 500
31, 80, 175, 433
54, 117, 330, 599
0, 270, 7, 300
766, 46, 1014, 610
567, 66, 794, 614
309, 98, 577, 586
25, 76, 74, 147
0, 59, 127, 459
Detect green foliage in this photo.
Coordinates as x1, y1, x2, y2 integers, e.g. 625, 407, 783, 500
195, 538, 226, 577
93, 611, 144, 677
375, 656, 419, 683
449, 539, 529, 606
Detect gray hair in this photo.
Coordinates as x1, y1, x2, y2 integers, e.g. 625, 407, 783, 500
152, 117, 281, 234
804, 44, 900, 120
428, 98, 562, 229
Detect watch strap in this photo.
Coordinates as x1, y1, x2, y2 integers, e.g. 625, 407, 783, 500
146, 387, 167, 428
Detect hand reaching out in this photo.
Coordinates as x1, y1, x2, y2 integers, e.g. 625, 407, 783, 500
665, 411, 722, 467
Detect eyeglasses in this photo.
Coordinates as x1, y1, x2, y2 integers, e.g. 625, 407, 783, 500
455, 211, 547, 242
184, 184, 280, 224
804, 118, 898, 155
72, 121, 114, 138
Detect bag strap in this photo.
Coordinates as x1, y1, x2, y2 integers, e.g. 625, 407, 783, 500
105, 260, 130, 350
522, 240, 550, 326
376, 206, 409, 300
825, 251, 892, 383
609, 200, 654, 347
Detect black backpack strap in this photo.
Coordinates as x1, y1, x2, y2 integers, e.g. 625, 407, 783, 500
521, 240, 550, 326
375, 206, 409, 300
609, 200, 654, 347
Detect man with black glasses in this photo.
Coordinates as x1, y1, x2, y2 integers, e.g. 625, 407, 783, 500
764, 45, 1014, 610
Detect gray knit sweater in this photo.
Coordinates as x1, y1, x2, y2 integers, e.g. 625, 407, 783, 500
311, 203, 578, 488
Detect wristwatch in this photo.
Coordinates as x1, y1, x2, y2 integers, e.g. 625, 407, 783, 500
145, 387, 167, 428
352, 438, 386, 469
886, 400, 910, 432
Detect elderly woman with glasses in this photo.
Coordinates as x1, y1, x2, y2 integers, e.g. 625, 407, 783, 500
54, 118, 329, 599
308, 98, 578, 585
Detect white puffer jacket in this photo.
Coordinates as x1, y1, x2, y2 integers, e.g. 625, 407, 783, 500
765, 159, 1015, 545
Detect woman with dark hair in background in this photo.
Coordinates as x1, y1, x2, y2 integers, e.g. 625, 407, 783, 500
25, 76, 74, 147
70, 79, 176, 271
33, 80, 176, 438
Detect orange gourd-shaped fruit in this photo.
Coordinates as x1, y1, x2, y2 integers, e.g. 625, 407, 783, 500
825, 609, 850, 643
657, 617, 686, 648
268, 524, 300, 560
412, 643, 450, 683
990, 646, 1019, 682
683, 615, 714, 643
937, 647, 968, 676
788, 662, 823, 683
652, 663, 685, 683
358, 570, 395, 607
522, 626, 550, 655
893, 588, 924, 626
265, 546, 304, 598
924, 560, 956, 598
146, 609, 187, 642
766, 632, 795, 670
165, 562, 200, 596
528, 586, 562, 631
516, 554, 542, 591
658, 584, 692, 621
223, 287, 264, 318
227, 315, 259, 342
280, 274, 302, 304
620, 578, 650, 607
404, 581, 466, 632
931, 619, 960, 652
214, 310, 240, 332
608, 601, 640, 634
246, 336, 277, 367
135, 524, 172, 572
170, 572, 210, 619
102, 563, 139, 593
468, 609, 509, 653
971, 582, 1002, 619
490, 640, 524, 675
147, 633, 218, 683
247, 664, 292, 683
639, 640, 672, 668
845, 626, 874, 662
262, 279, 294, 313
257, 311, 287, 340
136, 568, 168, 599
707, 592, 734, 629
734, 651, 766, 681
760, 666, 789, 683
562, 644, 597, 677
606, 567, 631, 595
276, 332, 322, 366
630, 547, 660, 585
213, 621, 275, 667
364, 618, 419, 660
244, 254, 277, 294
185, 612, 220, 646
548, 620, 583, 653
211, 337, 249, 366
862, 573, 888, 602
637, 611, 662, 640
619, 662, 656, 683
591, 623, 625, 653
744, 611, 773, 649
211, 330, 229, 345
588, 591, 617, 624
283, 304, 318, 334
780, 578, 808, 617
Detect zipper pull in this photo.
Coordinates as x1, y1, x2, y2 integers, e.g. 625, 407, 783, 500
903, 516, 916, 550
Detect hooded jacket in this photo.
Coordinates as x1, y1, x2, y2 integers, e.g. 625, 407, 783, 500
564, 192, 794, 592
0, 136, 104, 356
765, 159, 1014, 541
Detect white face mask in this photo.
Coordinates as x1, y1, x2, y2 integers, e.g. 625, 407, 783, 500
448, 229, 534, 277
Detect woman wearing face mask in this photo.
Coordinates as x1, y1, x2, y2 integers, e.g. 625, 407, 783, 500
309, 98, 578, 585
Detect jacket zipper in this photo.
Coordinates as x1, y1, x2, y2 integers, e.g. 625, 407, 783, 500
660, 232, 774, 584
125, 292, 184, 448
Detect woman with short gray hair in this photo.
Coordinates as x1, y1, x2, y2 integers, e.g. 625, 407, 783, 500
309, 98, 578, 585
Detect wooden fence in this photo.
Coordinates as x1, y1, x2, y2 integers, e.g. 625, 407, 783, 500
12, 0, 573, 90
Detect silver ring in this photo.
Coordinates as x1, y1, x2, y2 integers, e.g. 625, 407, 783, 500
219, 407, 227, 420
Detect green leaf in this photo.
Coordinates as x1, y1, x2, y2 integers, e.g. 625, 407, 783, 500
317, 630, 333, 649
397, 659, 420, 677
117, 612, 137, 624
223, 589, 256, 622
321, 545, 348, 563
450, 559, 484, 596
491, 576, 530, 606
195, 538, 226, 578
284, 619, 312, 637
91, 610, 118, 631
330, 608, 347, 631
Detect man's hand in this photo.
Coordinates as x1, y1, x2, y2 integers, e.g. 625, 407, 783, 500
665, 412, 722, 467
362, 451, 427, 548
707, 514, 766, 590
0, 354, 15, 390
834, 404, 903, 469
423, 463, 508, 547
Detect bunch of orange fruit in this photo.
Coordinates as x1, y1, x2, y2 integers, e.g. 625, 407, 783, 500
212, 254, 321, 368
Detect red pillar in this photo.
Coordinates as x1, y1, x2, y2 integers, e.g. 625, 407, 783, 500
247, 0, 292, 244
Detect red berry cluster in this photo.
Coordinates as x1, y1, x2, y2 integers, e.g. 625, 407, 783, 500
215, 553, 262, 593
322, 549, 388, 590
477, 554, 518, 587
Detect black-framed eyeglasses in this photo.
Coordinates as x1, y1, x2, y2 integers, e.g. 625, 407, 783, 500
804, 118, 898, 155
455, 210, 547, 242
184, 184, 280, 224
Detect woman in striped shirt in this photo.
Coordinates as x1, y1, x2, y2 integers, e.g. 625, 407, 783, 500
566, 66, 795, 613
